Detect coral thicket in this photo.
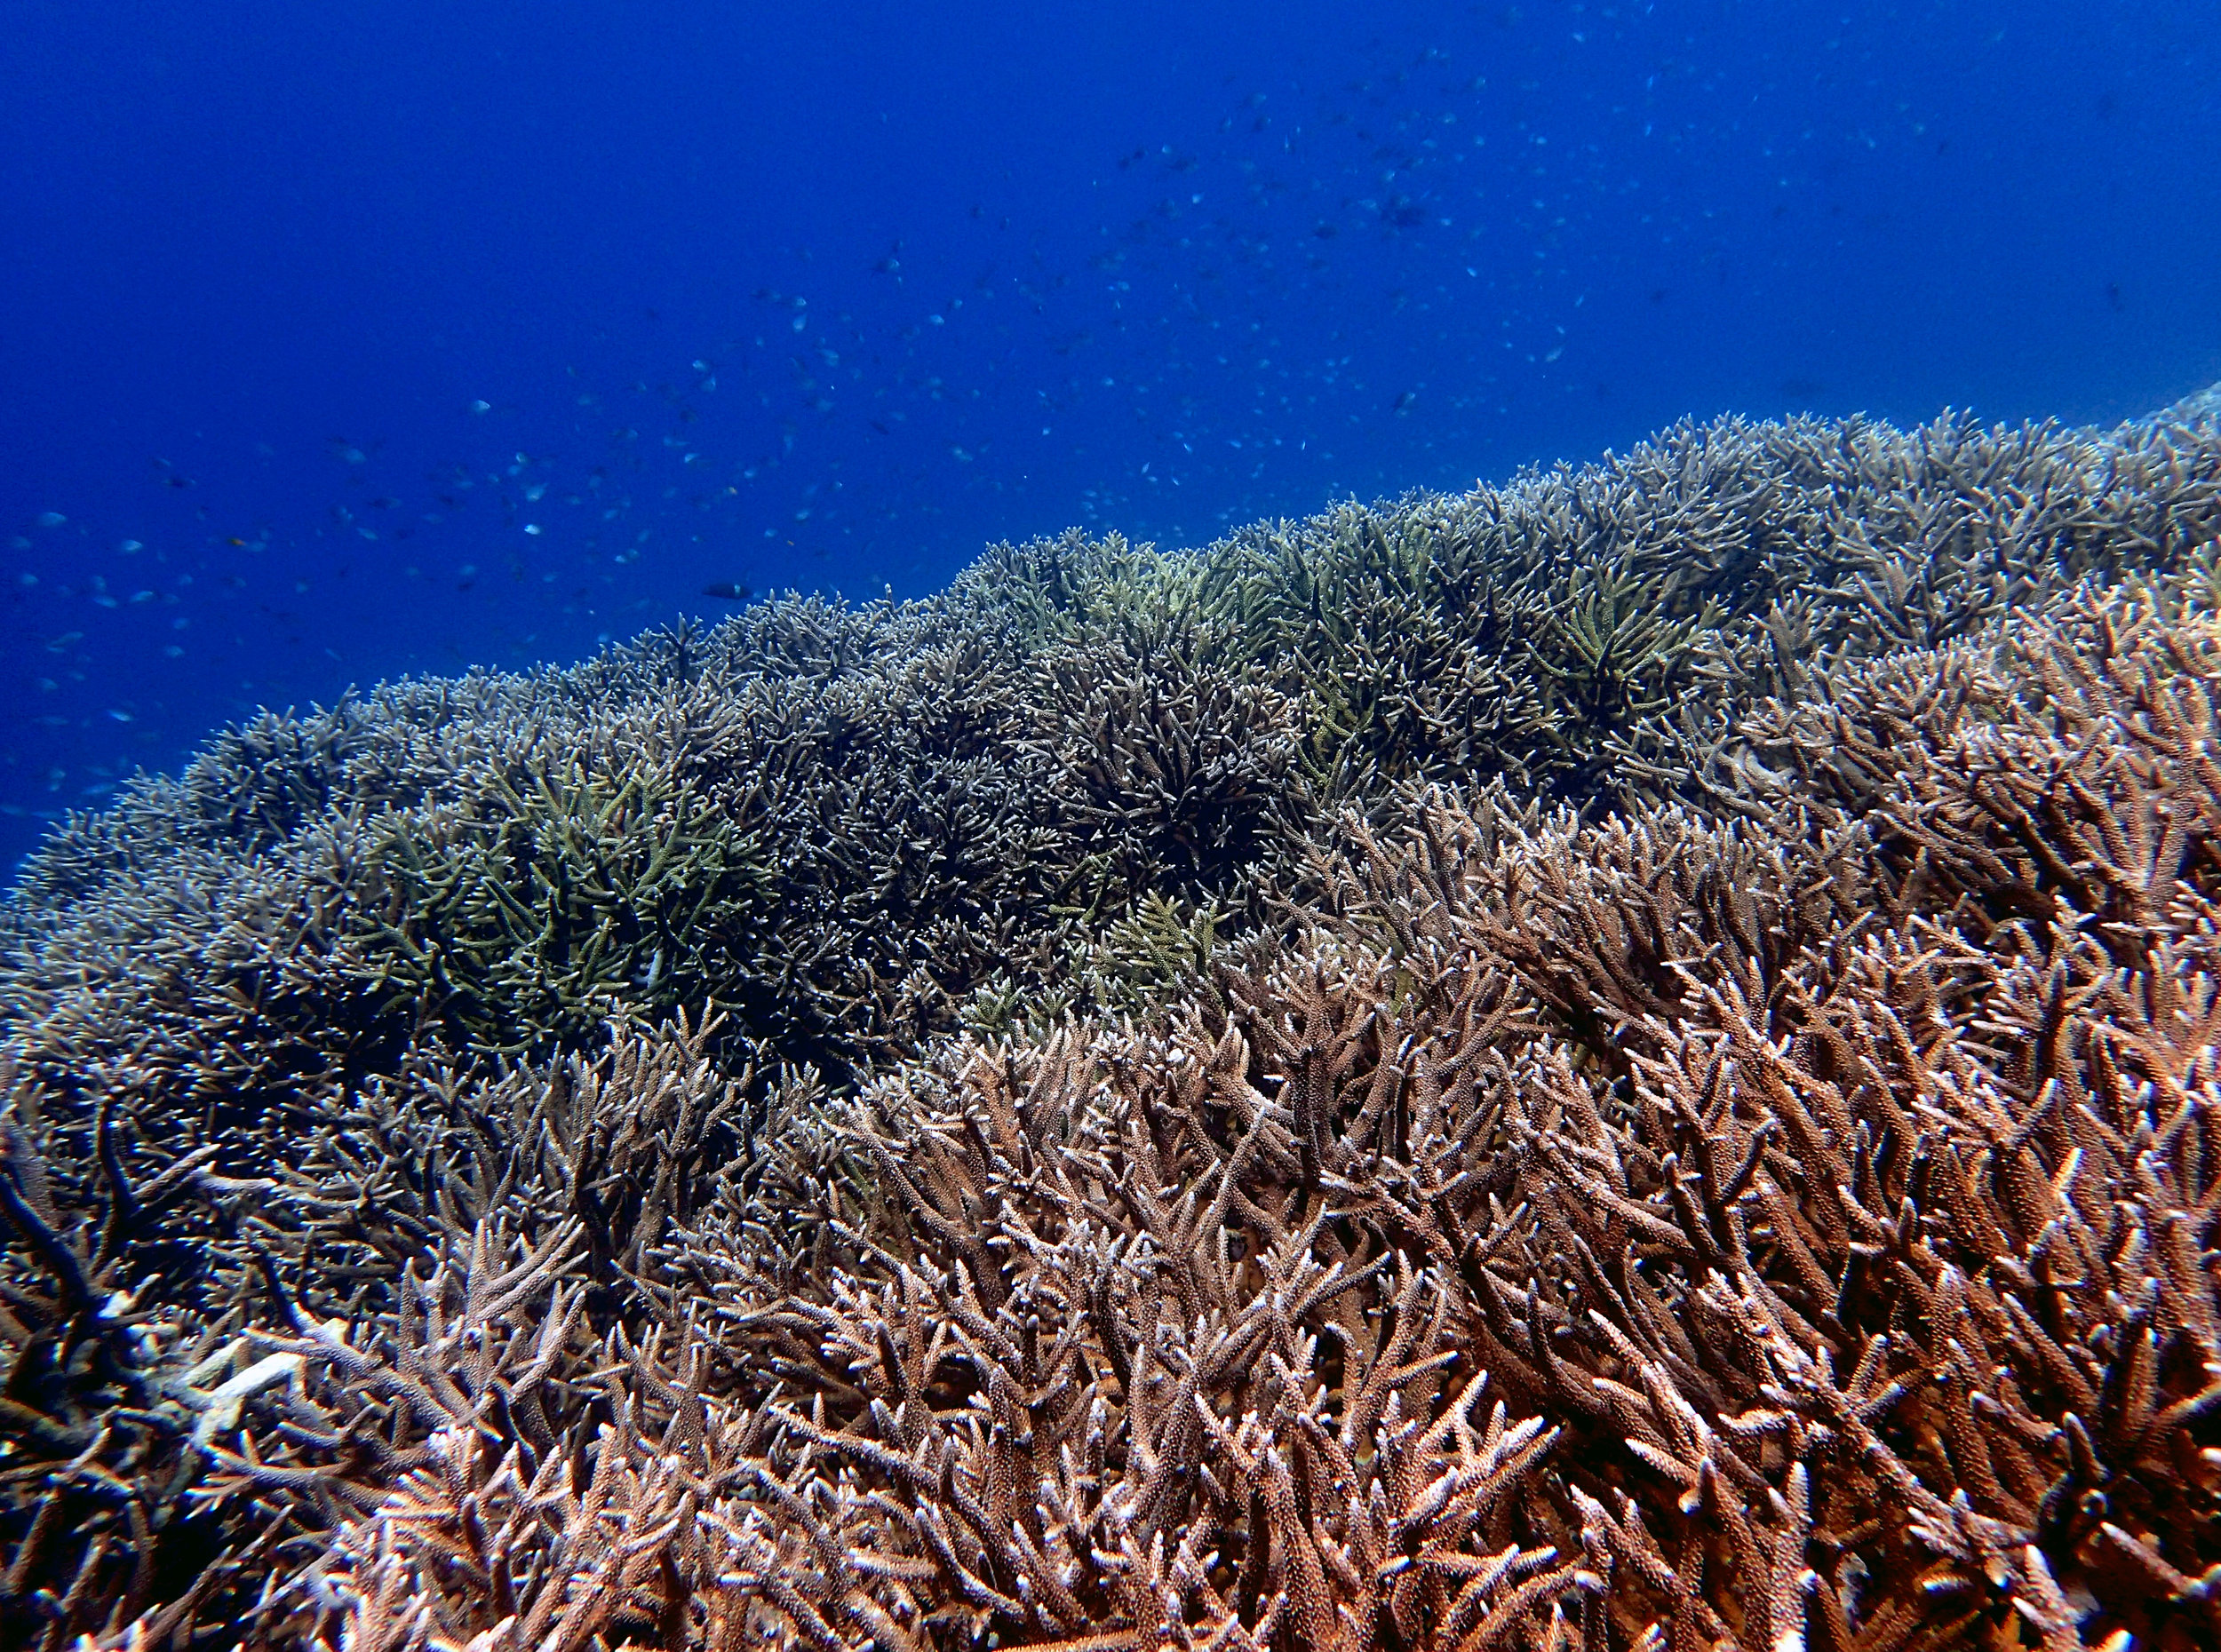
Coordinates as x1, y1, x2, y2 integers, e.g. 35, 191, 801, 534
4, 400, 2221, 1650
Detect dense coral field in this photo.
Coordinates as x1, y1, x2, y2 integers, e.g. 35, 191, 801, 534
5, 400, 2221, 1650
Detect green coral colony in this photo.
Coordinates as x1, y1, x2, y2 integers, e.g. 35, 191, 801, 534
5, 395, 2221, 1650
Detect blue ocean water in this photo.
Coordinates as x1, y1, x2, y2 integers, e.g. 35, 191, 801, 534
3, 1, 2217, 880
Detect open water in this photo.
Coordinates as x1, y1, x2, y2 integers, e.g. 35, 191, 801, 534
4, 0, 2217, 878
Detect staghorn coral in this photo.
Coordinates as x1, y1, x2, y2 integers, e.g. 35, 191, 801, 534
362, 761, 778, 1060
2, 398, 2221, 1648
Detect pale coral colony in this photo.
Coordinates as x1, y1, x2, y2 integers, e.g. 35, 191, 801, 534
5, 393, 2221, 1651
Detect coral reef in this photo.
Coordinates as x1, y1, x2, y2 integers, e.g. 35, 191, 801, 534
4, 398, 2221, 1649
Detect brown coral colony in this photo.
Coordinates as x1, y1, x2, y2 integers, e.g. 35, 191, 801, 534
5, 393, 2221, 1651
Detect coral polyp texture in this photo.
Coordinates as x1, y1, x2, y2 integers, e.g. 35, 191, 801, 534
6, 400, 2221, 1651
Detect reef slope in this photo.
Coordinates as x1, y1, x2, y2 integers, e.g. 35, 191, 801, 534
5, 400, 2221, 1649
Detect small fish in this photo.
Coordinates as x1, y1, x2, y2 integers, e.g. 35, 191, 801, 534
701, 581, 752, 601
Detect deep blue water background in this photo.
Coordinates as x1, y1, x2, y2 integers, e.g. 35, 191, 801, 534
4, 1, 2218, 881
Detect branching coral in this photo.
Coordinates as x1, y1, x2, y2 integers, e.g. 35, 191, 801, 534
3, 399, 2220, 1648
